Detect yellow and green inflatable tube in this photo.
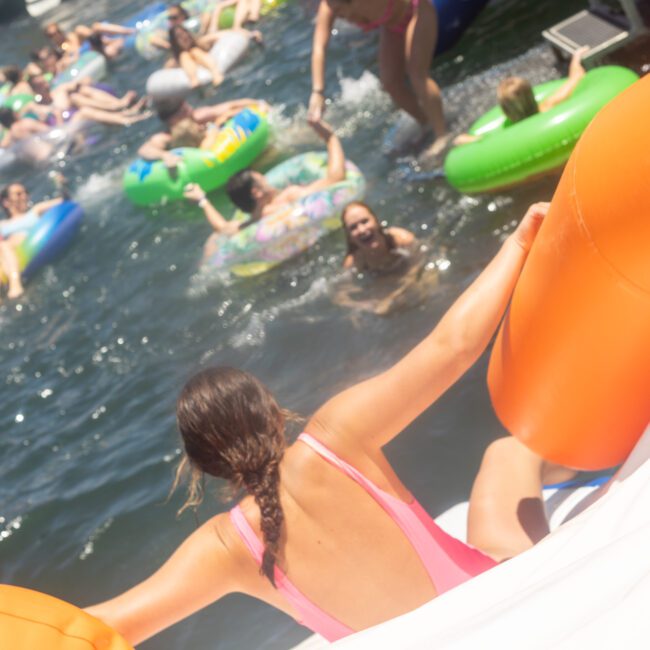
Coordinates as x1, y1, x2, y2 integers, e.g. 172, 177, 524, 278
124, 106, 270, 207
444, 65, 639, 193
213, 0, 289, 29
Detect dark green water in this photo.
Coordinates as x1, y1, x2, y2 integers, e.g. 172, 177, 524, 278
0, 1, 587, 648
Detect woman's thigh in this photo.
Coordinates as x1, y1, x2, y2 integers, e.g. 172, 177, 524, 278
378, 28, 408, 92
404, 0, 438, 82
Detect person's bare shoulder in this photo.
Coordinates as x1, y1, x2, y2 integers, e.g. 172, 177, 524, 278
387, 226, 416, 247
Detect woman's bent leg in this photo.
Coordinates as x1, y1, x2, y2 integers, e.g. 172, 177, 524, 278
467, 437, 577, 561
189, 48, 223, 86
379, 27, 427, 124
178, 51, 200, 88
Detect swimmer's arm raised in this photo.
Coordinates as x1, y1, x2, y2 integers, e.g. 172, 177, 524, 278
540, 47, 587, 112
312, 203, 548, 450
296, 120, 346, 199
85, 515, 237, 646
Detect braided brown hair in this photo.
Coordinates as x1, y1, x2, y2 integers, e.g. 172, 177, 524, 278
175, 366, 287, 585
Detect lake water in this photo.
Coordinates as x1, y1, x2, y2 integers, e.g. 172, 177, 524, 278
0, 0, 589, 648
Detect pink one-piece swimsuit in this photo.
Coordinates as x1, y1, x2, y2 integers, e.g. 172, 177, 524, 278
229, 432, 496, 642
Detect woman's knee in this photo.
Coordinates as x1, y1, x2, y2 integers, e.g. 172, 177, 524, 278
406, 66, 438, 97
480, 436, 530, 471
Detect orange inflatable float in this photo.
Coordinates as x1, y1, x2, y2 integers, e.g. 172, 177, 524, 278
0, 585, 132, 649
488, 72, 650, 471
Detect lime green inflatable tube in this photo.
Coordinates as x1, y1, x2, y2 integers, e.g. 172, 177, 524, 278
215, 0, 289, 28
444, 66, 639, 193
3, 93, 34, 113
124, 107, 269, 206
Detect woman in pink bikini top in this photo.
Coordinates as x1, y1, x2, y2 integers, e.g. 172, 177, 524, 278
86, 203, 573, 645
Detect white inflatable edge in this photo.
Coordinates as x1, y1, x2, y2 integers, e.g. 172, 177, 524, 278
146, 32, 251, 102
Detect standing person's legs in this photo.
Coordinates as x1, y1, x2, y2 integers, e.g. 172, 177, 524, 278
467, 437, 577, 561
404, 0, 448, 156
379, 28, 427, 124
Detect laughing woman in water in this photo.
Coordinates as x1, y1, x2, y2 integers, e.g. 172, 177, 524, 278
86, 203, 574, 644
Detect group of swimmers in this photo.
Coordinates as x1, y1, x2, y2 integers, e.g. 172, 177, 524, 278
1, 2, 604, 644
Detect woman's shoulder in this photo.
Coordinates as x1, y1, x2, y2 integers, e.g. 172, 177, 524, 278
386, 226, 415, 247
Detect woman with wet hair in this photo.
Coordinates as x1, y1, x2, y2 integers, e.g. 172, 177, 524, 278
341, 201, 416, 272
168, 23, 223, 88
86, 203, 574, 645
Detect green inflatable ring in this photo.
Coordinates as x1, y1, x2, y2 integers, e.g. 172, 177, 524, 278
124, 107, 270, 206
444, 66, 639, 193
203, 151, 366, 277
3, 93, 34, 113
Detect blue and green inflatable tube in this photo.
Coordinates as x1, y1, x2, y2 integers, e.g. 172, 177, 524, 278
5, 202, 83, 281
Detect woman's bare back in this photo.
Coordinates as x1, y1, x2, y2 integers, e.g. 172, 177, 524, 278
223, 435, 438, 632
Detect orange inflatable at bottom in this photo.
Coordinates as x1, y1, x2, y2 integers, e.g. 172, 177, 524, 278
488, 73, 650, 471
0, 585, 132, 650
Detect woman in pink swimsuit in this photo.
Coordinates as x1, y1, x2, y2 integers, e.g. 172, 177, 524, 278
309, 0, 450, 159
86, 203, 572, 645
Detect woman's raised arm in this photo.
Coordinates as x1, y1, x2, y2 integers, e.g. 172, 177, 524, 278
310, 203, 549, 450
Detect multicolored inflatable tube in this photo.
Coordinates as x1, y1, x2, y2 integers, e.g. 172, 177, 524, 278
53, 51, 107, 87
124, 107, 269, 206
0, 201, 83, 282
444, 66, 639, 194
203, 151, 366, 277
488, 74, 650, 470
0, 585, 133, 649
145, 31, 250, 103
